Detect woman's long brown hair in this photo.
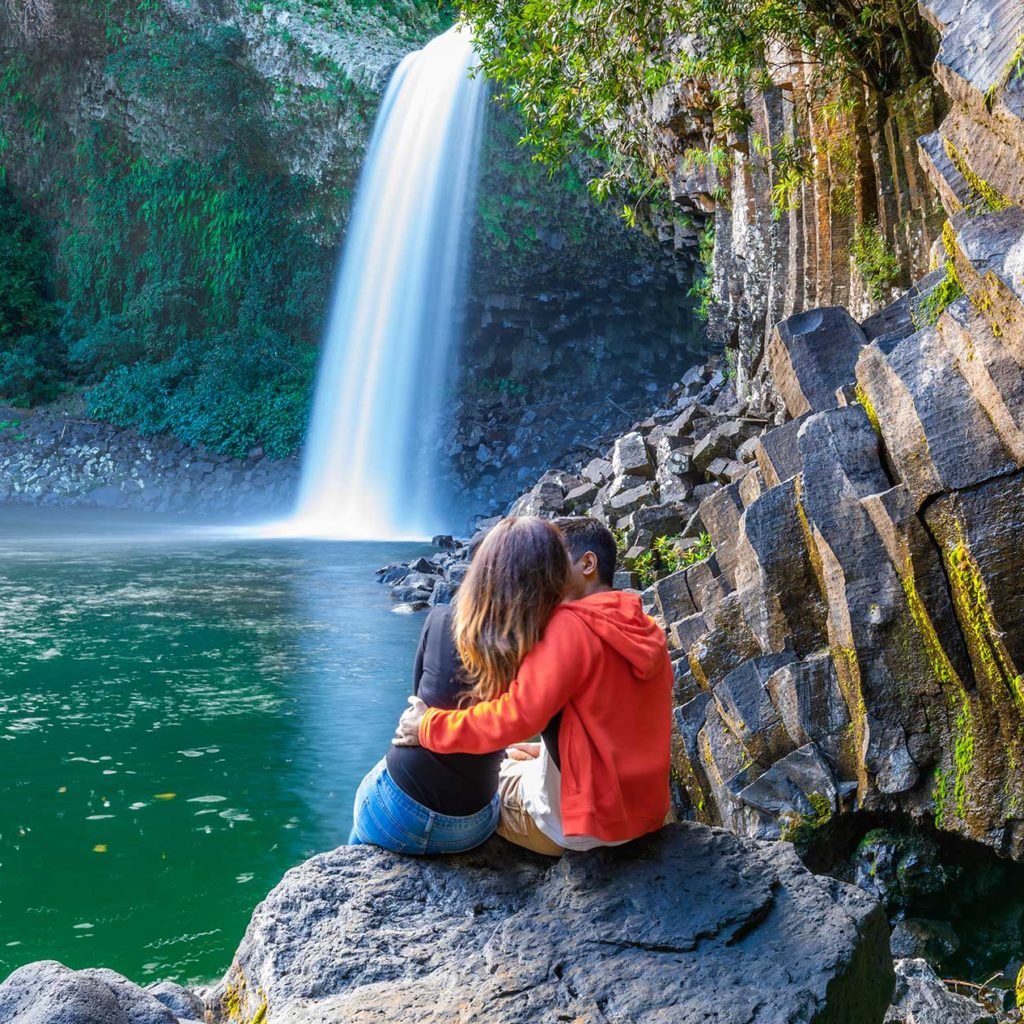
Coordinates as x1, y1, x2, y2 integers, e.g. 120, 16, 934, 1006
453, 516, 569, 703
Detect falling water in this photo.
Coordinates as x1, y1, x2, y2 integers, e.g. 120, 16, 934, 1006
289, 26, 485, 540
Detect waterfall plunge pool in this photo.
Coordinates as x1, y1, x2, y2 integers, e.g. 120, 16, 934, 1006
0, 505, 427, 985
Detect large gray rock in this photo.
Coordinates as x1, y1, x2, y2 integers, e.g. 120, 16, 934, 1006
884, 959, 994, 1024
766, 307, 867, 418
214, 825, 894, 1023
612, 431, 655, 479
0, 961, 183, 1024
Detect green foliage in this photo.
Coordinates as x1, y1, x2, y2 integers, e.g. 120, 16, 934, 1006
635, 532, 714, 587
688, 222, 715, 322
753, 134, 810, 220
851, 222, 901, 302
458, 0, 933, 207
613, 527, 628, 561
472, 105, 652, 289
723, 347, 737, 382
0, 186, 63, 406
0, 185, 54, 342
0, 0, 397, 451
911, 260, 965, 328
87, 327, 317, 459
0, 419, 27, 440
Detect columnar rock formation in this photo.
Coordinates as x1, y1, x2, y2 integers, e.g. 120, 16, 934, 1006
468, 0, 1024, 864
644, 5, 948, 402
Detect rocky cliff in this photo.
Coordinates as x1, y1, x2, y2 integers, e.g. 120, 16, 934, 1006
475, 0, 1024, 867
634, 5, 949, 406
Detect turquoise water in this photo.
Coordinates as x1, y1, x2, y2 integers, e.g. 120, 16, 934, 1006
0, 506, 427, 985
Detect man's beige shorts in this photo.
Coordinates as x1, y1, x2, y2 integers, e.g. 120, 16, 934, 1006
496, 757, 565, 857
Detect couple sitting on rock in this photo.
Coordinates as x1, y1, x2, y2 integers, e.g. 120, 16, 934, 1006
349, 515, 674, 856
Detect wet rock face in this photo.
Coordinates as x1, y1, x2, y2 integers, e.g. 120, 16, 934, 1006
212, 824, 893, 1024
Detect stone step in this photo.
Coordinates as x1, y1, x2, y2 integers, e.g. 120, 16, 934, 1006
945, 204, 1024, 345
919, 0, 1024, 210
857, 312, 1019, 506
928, 0, 1024, 117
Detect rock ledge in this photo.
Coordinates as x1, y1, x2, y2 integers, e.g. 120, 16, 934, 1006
213, 822, 892, 1023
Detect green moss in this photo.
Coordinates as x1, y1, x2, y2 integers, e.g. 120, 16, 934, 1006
933, 767, 949, 829
899, 556, 979, 822
911, 259, 965, 328
854, 382, 882, 436
947, 533, 1024, 710
943, 138, 1011, 213
851, 221, 901, 302
779, 790, 833, 846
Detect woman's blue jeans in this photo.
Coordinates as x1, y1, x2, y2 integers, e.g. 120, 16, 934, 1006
349, 758, 499, 855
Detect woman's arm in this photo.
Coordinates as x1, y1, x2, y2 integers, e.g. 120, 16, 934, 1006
418, 610, 594, 754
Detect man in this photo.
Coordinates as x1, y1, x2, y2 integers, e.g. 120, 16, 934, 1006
394, 516, 673, 855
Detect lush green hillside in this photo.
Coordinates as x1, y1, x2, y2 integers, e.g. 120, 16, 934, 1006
0, 0, 450, 456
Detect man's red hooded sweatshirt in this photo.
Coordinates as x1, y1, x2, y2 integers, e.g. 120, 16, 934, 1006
419, 590, 673, 843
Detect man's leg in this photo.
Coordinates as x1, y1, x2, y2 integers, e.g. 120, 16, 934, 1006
495, 758, 565, 857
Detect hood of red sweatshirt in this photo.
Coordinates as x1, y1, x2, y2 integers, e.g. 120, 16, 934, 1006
561, 590, 668, 682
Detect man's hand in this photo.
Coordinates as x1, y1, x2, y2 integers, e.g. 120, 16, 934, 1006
505, 741, 541, 762
392, 695, 428, 747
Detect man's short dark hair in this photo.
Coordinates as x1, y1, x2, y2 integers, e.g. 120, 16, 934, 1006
555, 516, 617, 586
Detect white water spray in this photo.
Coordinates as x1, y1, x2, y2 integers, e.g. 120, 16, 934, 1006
288, 26, 485, 540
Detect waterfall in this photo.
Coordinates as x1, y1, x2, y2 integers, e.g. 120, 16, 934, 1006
289, 26, 485, 540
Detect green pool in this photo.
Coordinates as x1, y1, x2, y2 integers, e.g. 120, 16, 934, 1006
0, 506, 427, 986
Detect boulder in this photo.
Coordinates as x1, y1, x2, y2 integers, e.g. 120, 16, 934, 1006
712, 653, 798, 764
606, 481, 656, 517
888, 919, 960, 963
647, 567, 697, 622
0, 961, 181, 1024
856, 316, 1017, 507
692, 428, 736, 473
611, 431, 654, 479
766, 307, 867, 418
753, 414, 809, 487
213, 825, 894, 1024
737, 743, 838, 840
582, 457, 612, 484
884, 959, 994, 1024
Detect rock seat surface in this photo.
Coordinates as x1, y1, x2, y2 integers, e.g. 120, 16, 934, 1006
213, 824, 893, 1024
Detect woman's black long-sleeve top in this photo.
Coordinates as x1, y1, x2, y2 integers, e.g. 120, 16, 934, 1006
385, 605, 503, 815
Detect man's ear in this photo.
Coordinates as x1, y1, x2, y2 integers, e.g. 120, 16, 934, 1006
581, 551, 599, 578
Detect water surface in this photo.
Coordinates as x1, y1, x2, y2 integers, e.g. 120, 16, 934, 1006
0, 506, 427, 984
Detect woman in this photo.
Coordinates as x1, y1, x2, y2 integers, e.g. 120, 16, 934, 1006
349, 516, 569, 854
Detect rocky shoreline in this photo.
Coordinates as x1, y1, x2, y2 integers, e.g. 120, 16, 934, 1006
0, 405, 299, 518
